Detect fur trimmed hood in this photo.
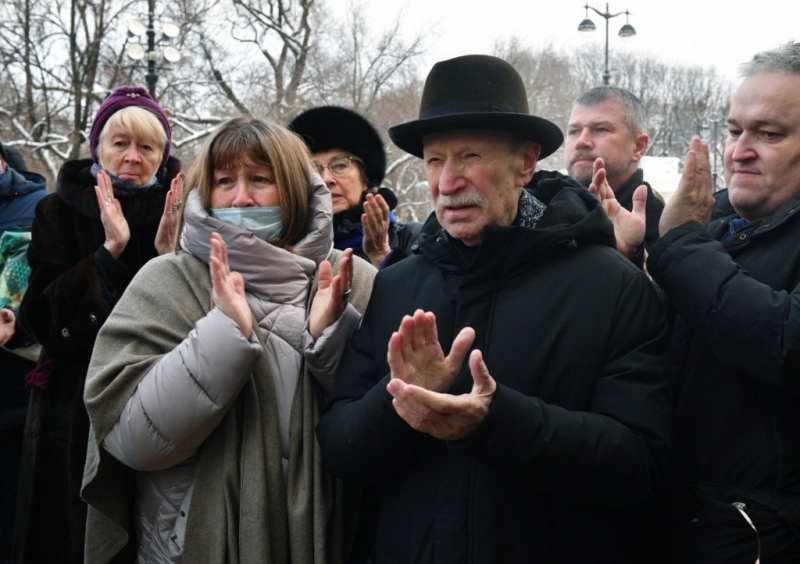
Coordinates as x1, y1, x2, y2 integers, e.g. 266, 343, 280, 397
55, 157, 181, 225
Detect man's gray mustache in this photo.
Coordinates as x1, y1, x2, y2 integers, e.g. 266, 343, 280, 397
436, 193, 486, 213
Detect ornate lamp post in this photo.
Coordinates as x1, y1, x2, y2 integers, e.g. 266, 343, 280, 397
578, 3, 636, 85
127, 0, 181, 97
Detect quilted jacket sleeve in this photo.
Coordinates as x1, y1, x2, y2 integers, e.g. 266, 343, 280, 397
303, 304, 361, 393
303, 252, 375, 393
102, 307, 262, 471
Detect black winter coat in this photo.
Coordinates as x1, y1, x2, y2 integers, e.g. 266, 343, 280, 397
14, 157, 179, 564
648, 189, 800, 562
614, 168, 664, 253
528, 169, 664, 262
317, 178, 671, 564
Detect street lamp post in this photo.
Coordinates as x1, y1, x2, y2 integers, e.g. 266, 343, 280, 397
578, 3, 636, 86
127, 0, 182, 97
146, 0, 157, 96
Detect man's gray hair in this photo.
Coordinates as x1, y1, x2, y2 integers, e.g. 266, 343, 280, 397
573, 86, 646, 136
739, 41, 800, 78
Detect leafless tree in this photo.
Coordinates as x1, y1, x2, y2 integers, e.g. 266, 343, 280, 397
0, 0, 140, 177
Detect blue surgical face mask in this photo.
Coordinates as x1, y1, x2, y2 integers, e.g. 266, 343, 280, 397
211, 206, 283, 241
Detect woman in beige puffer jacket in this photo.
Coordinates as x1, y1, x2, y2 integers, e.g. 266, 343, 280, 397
82, 117, 376, 564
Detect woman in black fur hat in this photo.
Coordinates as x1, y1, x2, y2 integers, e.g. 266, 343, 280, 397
289, 106, 422, 268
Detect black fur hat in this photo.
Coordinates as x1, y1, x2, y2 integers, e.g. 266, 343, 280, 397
289, 106, 386, 187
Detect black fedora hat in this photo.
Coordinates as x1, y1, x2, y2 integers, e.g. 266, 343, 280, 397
389, 55, 563, 159
289, 106, 386, 187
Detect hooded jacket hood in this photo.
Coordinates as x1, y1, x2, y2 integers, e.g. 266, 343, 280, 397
416, 172, 616, 276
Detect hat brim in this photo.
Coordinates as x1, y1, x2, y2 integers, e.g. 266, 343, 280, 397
389, 113, 563, 160
289, 106, 386, 187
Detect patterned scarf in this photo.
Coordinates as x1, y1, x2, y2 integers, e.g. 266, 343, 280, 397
515, 188, 547, 229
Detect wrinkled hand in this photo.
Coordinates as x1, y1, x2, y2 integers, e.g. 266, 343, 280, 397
155, 172, 184, 255
209, 232, 251, 339
387, 349, 496, 440
589, 158, 647, 258
362, 193, 392, 268
308, 248, 354, 340
387, 310, 475, 393
659, 136, 714, 236
0, 308, 16, 347
95, 170, 130, 259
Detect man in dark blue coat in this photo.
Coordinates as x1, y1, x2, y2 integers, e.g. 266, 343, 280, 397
648, 42, 800, 561
317, 55, 671, 563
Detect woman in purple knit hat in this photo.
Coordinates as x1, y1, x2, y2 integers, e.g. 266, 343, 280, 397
12, 86, 182, 563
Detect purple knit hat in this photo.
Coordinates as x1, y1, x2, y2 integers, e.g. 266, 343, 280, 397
89, 86, 172, 170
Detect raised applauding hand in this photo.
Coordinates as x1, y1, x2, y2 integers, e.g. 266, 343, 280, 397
362, 193, 392, 268
589, 157, 647, 258
94, 170, 130, 259
209, 232, 252, 339
659, 136, 714, 236
385, 310, 496, 440
155, 172, 185, 255
308, 248, 354, 340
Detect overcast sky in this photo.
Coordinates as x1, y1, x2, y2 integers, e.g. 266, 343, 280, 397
330, 0, 800, 84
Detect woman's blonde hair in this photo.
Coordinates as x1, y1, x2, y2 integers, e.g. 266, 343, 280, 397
97, 106, 167, 167
184, 117, 313, 247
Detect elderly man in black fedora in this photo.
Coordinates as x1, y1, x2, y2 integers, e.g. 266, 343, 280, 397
317, 54, 671, 563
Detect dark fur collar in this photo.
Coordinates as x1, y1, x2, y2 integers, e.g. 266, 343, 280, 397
56, 157, 181, 225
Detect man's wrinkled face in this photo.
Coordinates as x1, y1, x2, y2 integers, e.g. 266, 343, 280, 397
724, 72, 800, 221
422, 130, 539, 247
565, 99, 646, 190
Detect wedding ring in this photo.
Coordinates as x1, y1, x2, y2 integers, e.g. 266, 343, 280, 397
341, 288, 352, 299
170, 204, 181, 212
104, 201, 111, 206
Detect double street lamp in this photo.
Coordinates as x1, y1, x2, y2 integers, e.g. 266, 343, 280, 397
578, 3, 636, 85
126, 0, 181, 97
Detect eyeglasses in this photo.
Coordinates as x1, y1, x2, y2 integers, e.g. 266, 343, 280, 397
314, 156, 361, 178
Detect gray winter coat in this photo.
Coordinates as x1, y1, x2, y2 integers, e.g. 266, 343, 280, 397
83, 184, 375, 564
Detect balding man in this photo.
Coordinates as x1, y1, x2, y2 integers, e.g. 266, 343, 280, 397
631, 41, 800, 561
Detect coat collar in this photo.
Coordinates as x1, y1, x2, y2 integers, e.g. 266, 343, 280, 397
710, 189, 800, 248
0, 167, 46, 199
418, 173, 617, 275
614, 168, 647, 208
55, 157, 181, 225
